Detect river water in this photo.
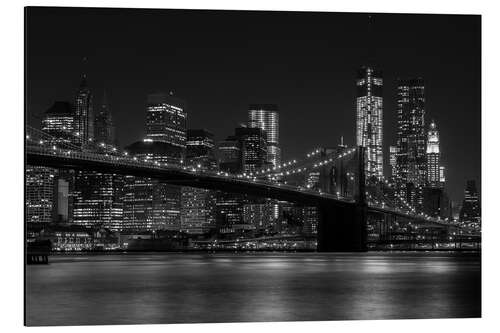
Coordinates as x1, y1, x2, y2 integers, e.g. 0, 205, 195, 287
25, 252, 481, 326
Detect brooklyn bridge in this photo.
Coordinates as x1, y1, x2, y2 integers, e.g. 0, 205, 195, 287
26, 126, 479, 252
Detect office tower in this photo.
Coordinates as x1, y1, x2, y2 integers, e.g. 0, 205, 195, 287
459, 180, 481, 228
123, 141, 183, 232
426, 120, 443, 188
248, 104, 281, 167
181, 129, 217, 234
145, 92, 187, 149
243, 201, 280, 232
94, 91, 116, 146
26, 166, 56, 223
41, 101, 77, 146
395, 78, 426, 208
389, 146, 398, 180
122, 91, 187, 232
74, 75, 94, 145
235, 126, 267, 174
218, 136, 241, 173
356, 66, 383, 180
185, 129, 217, 169
72, 171, 124, 231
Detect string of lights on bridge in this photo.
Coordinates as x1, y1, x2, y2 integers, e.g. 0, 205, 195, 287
26, 126, 452, 225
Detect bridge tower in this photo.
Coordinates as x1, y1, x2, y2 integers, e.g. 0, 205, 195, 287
317, 146, 367, 252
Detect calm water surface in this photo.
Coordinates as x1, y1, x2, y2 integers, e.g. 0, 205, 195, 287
26, 252, 481, 326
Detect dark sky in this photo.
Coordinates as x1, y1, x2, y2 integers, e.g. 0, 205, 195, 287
25, 7, 481, 204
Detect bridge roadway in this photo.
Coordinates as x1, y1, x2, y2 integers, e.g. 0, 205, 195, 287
26, 144, 454, 251
26, 145, 354, 209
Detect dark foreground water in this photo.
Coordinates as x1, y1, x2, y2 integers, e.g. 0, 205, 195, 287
26, 252, 481, 326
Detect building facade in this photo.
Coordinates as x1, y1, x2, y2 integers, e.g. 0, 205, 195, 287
74, 75, 94, 145
181, 129, 217, 234
94, 91, 116, 146
395, 78, 426, 208
145, 92, 187, 149
248, 104, 281, 168
235, 126, 267, 174
459, 180, 481, 229
355, 66, 383, 180
41, 101, 77, 146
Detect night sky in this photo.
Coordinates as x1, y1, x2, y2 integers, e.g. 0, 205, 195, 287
25, 7, 481, 204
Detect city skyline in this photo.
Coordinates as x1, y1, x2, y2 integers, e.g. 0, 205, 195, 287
26, 8, 481, 204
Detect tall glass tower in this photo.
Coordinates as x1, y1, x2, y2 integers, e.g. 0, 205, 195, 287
356, 66, 383, 180
74, 75, 94, 145
94, 90, 116, 146
248, 105, 280, 168
395, 78, 426, 207
145, 92, 187, 149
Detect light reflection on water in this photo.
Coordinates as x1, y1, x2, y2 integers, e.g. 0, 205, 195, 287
26, 252, 481, 326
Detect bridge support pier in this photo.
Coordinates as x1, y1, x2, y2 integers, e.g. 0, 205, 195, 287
317, 203, 367, 252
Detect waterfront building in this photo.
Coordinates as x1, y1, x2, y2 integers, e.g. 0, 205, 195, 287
181, 129, 217, 234
72, 171, 124, 231
459, 180, 481, 229
26, 166, 56, 224
356, 66, 383, 180
122, 91, 187, 232
123, 141, 183, 232
145, 92, 187, 149
248, 104, 281, 168
395, 78, 426, 209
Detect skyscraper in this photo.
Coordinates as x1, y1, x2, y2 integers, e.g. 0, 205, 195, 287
181, 129, 217, 234
248, 105, 281, 168
218, 135, 241, 174
395, 78, 426, 208
94, 91, 116, 146
356, 66, 383, 180
123, 141, 183, 231
235, 126, 267, 174
145, 92, 187, 149
426, 120, 443, 188
74, 75, 94, 145
26, 166, 56, 224
41, 101, 77, 146
72, 171, 124, 231
122, 92, 187, 232
459, 180, 481, 229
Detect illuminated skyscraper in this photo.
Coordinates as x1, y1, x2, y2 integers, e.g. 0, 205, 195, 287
26, 166, 56, 223
426, 120, 443, 188
356, 66, 383, 180
235, 126, 267, 174
145, 92, 187, 149
122, 92, 187, 232
181, 129, 217, 234
248, 105, 281, 168
94, 91, 116, 146
389, 146, 398, 180
72, 171, 124, 231
459, 180, 481, 229
123, 141, 183, 231
74, 75, 94, 145
41, 101, 77, 146
395, 78, 426, 208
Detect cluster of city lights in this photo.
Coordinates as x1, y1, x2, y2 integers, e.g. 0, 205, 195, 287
28, 127, 451, 224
